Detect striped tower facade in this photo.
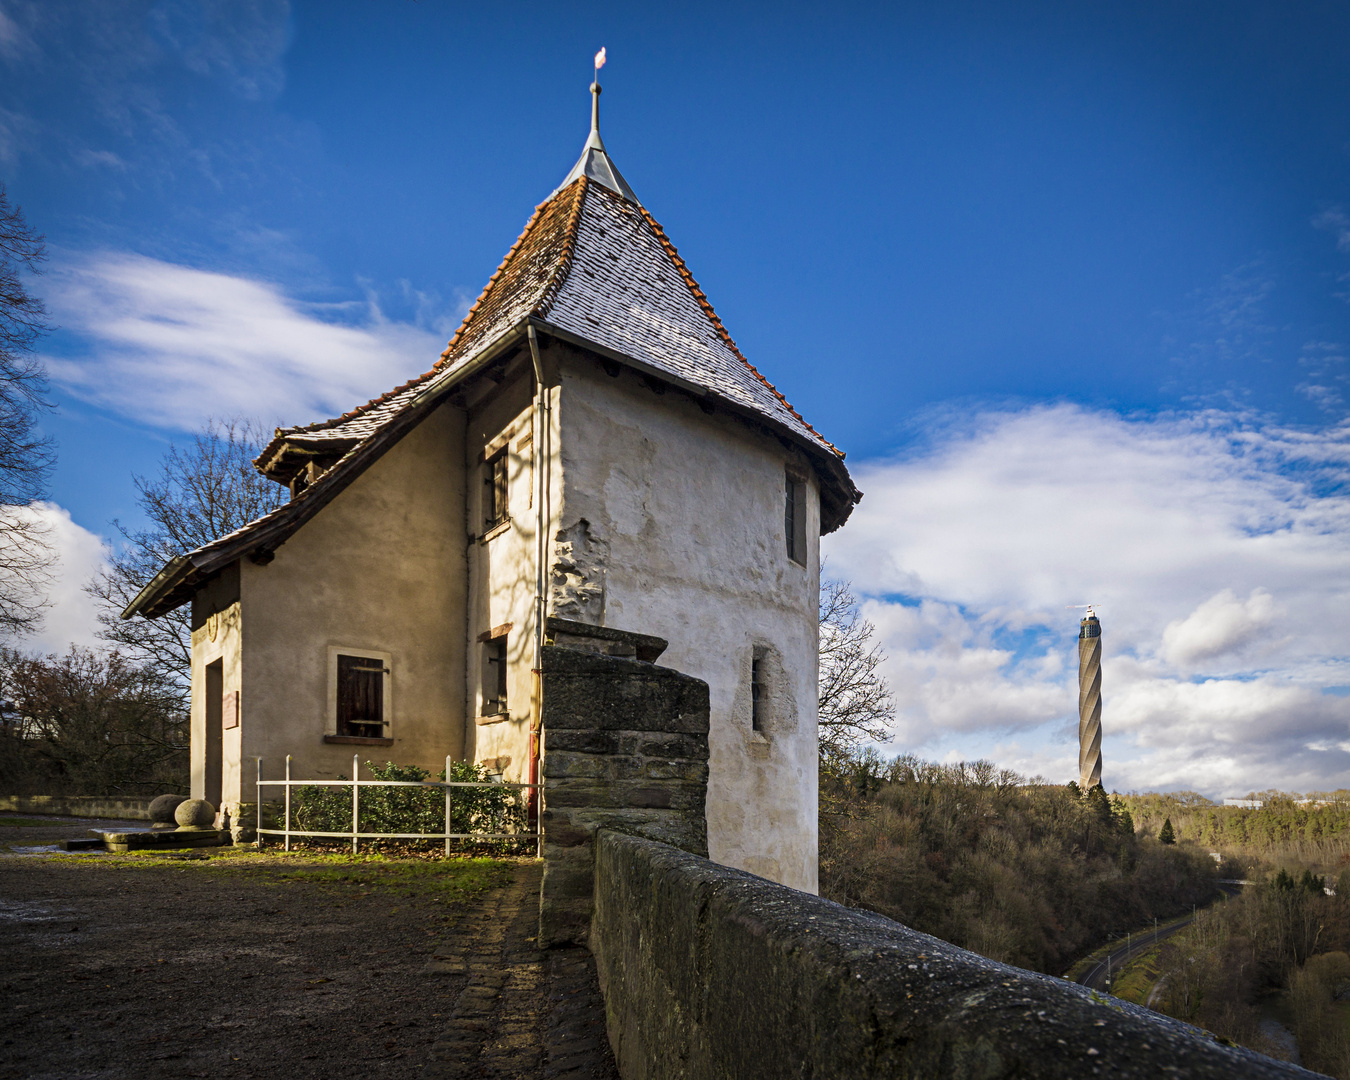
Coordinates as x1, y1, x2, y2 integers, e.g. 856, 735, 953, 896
1078, 613, 1102, 790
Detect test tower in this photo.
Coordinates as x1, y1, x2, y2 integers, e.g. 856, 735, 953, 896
1078, 609, 1102, 789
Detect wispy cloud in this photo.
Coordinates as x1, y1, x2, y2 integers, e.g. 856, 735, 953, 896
826, 403, 1350, 797
147, 0, 291, 102
0, 2, 36, 63
0, 0, 292, 180
72, 147, 128, 171
1314, 207, 1350, 254
43, 252, 449, 431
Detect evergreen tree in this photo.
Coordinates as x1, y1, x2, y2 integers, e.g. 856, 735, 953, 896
1086, 783, 1113, 823
1110, 794, 1135, 836
1159, 816, 1176, 844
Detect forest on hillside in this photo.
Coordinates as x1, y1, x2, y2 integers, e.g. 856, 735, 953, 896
1122, 790, 1350, 872
1145, 871, 1350, 1076
820, 763, 1350, 1073
817, 752, 1217, 975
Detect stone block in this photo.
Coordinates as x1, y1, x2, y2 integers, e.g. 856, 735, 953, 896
643, 759, 709, 783
174, 799, 216, 827
539, 647, 710, 735
539, 812, 590, 848
634, 732, 710, 760
545, 729, 619, 755
147, 794, 187, 823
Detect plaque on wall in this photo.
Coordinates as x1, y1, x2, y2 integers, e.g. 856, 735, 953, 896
223, 690, 239, 729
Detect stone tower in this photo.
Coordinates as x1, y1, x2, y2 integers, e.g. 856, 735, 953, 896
1078, 610, 1102, 790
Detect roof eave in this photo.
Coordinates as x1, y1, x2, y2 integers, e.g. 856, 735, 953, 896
121, 555, 195, 620
529, 317, 860, 531
124, 324, 532, 621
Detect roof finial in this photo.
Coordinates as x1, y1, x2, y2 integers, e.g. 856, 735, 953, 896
590, 47, 606, 144
552, 47, 640, 205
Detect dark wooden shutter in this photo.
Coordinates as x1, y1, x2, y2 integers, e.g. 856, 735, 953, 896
337, 655, 384, 737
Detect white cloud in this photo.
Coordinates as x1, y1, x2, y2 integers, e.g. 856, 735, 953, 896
43, 252, 448, 431
826, 404, 1350, 797
0, 4, 34, 62
1161, 588, 1275, 667
0, 503, 109, 655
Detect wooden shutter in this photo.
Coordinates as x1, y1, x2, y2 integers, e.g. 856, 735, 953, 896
337, 655, 384, 735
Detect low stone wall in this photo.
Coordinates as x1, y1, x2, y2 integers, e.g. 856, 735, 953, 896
0, 795, 159, 821
538, 643, 709, 948
591, 830, 1314, 1080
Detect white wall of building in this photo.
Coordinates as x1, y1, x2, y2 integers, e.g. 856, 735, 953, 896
551, 353, 822, 892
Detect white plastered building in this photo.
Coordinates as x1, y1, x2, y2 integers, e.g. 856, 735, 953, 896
125, 84, 860, 892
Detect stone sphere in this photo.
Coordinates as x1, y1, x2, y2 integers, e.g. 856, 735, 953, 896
148, 794, 188, 824
174, 799, 217, 828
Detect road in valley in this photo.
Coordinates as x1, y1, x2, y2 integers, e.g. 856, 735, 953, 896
1074, 881, 1247, 993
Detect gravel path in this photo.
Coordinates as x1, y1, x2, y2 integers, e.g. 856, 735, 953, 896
0, 815, 617, 1080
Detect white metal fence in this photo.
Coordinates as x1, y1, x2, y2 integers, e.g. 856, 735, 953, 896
254, 754, 541, 856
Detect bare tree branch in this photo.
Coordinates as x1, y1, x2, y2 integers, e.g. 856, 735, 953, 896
88, 418, 286, 697
0, 185, 55, 637
818, 571, 895, 766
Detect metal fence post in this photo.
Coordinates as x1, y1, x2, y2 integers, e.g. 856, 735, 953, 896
450, 756, 461, 858
284, 754, 292, 852
352, 753, 359, 856
255, 757, 263, 850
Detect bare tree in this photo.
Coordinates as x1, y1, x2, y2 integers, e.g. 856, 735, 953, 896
818, 572, 895, 765
88, 418, 286, 696
0, 185, 55, 636
0, 646, 186, 795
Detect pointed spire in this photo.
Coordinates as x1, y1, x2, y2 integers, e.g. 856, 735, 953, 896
554, 50, 640, 205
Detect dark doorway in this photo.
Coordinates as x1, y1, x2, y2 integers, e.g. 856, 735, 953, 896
205, 659, 223, 808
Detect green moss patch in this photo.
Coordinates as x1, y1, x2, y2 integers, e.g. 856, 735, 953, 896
48, 846, 522, 902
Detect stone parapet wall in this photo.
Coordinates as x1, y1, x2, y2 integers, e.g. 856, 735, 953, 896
539, 644, 709, 947
0, 795, 160, 821
591, 830, 1314, 1080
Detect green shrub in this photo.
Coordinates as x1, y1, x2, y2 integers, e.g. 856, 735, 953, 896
291, 759, 526, 848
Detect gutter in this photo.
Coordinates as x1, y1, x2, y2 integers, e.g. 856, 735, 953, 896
527, 322, 553, 824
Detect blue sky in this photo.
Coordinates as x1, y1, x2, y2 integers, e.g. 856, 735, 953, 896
4, 1, 1350, 796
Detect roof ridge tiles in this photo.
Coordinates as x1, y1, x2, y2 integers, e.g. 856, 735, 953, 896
436, 178, 587, 369
532, 177, 589, 318
633, 201, 843, 459
256, 181, 589, 468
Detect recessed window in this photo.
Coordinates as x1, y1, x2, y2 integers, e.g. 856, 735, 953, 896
785, 471, 807, 564
336, 654, 388, 738
484, 449, 509, 531
483, 636, 508, 716
751, 656, 765, 732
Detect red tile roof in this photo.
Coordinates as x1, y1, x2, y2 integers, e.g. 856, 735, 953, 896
258, 176, 845, 466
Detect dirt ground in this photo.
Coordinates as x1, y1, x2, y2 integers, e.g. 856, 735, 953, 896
0, 814, 613, 1080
